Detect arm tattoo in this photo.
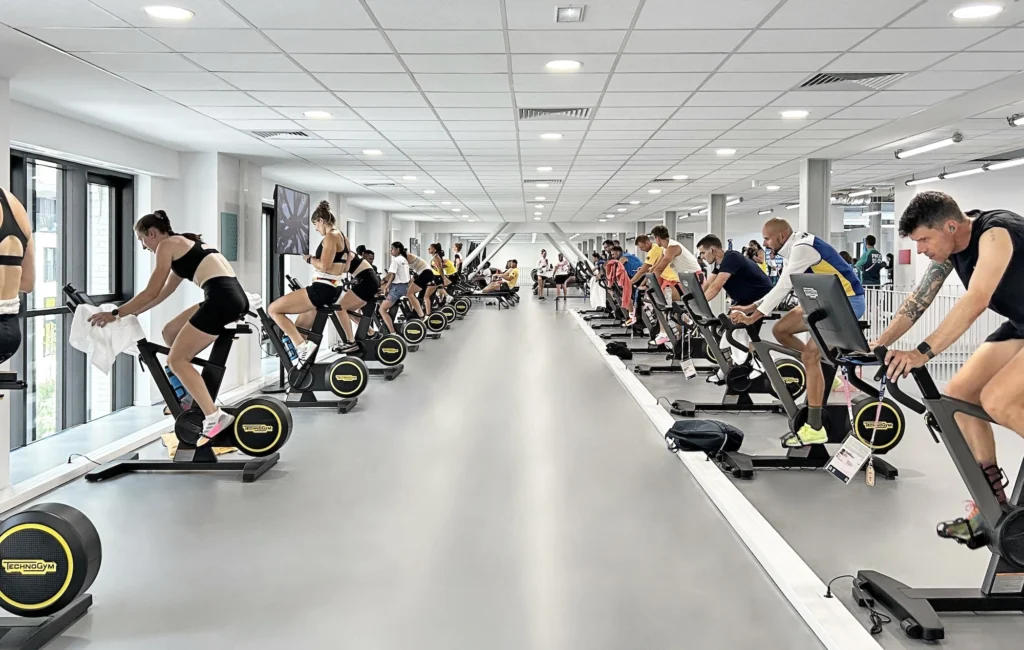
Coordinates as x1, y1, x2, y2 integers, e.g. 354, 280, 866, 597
898, 260, 953, 323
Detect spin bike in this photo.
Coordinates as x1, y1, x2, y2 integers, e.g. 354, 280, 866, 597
713, 275, 906, 480
64, 285, 293, 483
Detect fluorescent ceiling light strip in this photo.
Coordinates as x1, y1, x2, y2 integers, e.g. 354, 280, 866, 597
943, 167, 985, 179
987, 157, 1024, 171
786, 204, 801, 210
861, 211, 882, 217
848, 189, 873, 197
906, 176, 941, 186
895, 133, 962, 159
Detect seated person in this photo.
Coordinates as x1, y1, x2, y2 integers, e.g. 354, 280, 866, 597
379, 241, 411, 335
363, 249, 378, 275
650, 225, 703, 300
631, 234, 682, 337
871, 191, 1024, 545
697, 234, 774, 367
482, 260, 519, 293
0, 188, 34, 363
88, 210, 249, 443
730, 217, 864, 448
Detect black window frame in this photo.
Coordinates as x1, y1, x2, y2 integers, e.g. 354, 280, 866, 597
8, 150, 136, 449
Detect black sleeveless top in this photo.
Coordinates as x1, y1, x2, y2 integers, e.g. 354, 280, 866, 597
951, 209, 1024, 323
0, 190, 29, 267
171, 240, 219, 281
314, 234, 346, 264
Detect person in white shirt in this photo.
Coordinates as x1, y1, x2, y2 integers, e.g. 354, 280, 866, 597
379, 241, 412, 335
649, 225, 702, 301
552, 253, 572, 301
535, 249, 553, 300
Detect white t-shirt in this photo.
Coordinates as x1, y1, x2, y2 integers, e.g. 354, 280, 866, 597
666, 238, 702, 276
388, 255, 411, 283
537, 256, 553, 276
553, 260, 571, 276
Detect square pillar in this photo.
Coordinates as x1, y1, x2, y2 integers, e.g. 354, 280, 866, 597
707, 194, 728, 314
663, 211, 677, 239
799, 158, 831, 239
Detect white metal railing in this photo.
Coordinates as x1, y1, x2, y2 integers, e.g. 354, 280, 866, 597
863, 287, 1004, 383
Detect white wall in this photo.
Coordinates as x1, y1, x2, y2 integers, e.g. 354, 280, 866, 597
10, 102, 179, 178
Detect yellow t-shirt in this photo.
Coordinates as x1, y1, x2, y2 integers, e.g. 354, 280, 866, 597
443, 258, 457, 275
758, 261, 768, 275
506, 268, 520, 286
645, 245, 679, 283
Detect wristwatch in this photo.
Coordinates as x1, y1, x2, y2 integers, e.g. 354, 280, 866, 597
916, 341, 935, 360
111, 308, 120, 320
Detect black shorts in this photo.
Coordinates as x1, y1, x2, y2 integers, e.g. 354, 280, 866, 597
191, 276, 249, 335
0, 314, 21, 364
987, 320, 1024, 343
554, 274, 570, 286
430, 273, 446, 287
350, 269, 381, 303
412, 269, 434, 288
306, 281, 342, 309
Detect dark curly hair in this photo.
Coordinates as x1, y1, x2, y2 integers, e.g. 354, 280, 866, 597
135, 210, 202, 244
311, 200, 336, 226
899, 191, 965, 238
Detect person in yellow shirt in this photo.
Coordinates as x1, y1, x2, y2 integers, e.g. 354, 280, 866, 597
482, 259, 519, 293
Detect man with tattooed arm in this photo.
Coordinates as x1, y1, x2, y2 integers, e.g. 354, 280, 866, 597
871, 191, 1024, 546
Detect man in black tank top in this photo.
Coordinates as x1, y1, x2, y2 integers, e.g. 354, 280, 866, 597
872, 191, 1024, 545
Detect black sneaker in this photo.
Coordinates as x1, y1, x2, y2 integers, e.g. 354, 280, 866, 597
937, 502, 991, 549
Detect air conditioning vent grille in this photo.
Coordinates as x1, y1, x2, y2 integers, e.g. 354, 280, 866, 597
523, 179, 563, 185
519, 108, 591, 121
799, 72, 906, 91
652, 177, 687, 183
364, 182, 396, 188
251, 130, 309, 139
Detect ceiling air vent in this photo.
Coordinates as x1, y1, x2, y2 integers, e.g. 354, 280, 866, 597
251, 130, 309, 139
519, 108, 591, 121
364, 182, 396, 188
524, 179, 563, 185
798, 72, 907, 91
651, 177, 687, 183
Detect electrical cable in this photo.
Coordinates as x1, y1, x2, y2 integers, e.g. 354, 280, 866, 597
824, 575, 891, 635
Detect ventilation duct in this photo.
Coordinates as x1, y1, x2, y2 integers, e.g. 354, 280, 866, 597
798, 72, 906, 91
251, 130, 309, 139
518, 108, 591, 121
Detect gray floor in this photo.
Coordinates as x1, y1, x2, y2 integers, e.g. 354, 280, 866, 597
628, 336, 1024, 649
23, 297, 822, 650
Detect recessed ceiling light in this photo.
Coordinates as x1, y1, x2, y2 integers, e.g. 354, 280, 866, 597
648, 189, 662, 194
672, 175, 689, 180
534, 196, 546, 201
951, 3, 1003, 19
629, 200, 640, 205
765, 185, 780, 191
537, 166, 553, 172
545, 59, 583, 72
468, 219, 476, 222
598, 218, 607, 222
605, 214, 614, 218
716, 148, 736, 156
362, 149, 383, 156
424, 190, 435, 194
441, 201, 451, 205
535, 204, 544, 208
303, 110, 332, 119
144, 5, 194, 20
534, 216, 542, 220
536, 183, 549, 188
556, 5, 585, 22
540, 133, 563, 140
780, 110, 810, 119
452, 208, 461, 212
617, 208, 627, 212
402, 175, 417, 180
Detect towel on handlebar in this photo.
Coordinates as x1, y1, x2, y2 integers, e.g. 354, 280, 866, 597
603, 259, 633, 311
68, 303, 145, 374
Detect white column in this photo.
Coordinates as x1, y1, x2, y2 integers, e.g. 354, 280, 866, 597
869, 212, 882, 251
0, 77, 10, 490
663, 211, 677, 239
799, 158, 831, 238
707, 194, 728, 315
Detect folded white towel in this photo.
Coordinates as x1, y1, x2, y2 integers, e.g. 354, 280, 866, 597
246, 292, 263, 311
68, 304, 145, 374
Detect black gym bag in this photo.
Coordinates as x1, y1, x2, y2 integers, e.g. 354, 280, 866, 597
665, 419, 744, 455
605, 341, 633, 360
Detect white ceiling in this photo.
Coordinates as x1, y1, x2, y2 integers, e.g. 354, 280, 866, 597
3, 0, 1024, 222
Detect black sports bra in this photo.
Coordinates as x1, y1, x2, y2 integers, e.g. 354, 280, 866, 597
0, 190, 29, 267
170, 240, 219, 281
314, 233, 346, 264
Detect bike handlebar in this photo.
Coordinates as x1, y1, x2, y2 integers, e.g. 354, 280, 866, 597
870, 345, 926, 414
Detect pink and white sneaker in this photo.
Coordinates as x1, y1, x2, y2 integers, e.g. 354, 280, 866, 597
198, 409, 235, 446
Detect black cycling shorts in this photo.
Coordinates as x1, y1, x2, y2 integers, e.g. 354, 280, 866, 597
350, 269, 381, 303
306, 281, 342, 309
412, 269, 434, 288
0, 314, 21, 364
554, 274, 570, 286
987, 320, 1024, 343
190, 276, 249, 335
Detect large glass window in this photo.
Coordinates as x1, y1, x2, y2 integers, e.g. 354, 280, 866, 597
26, 161, 63, 441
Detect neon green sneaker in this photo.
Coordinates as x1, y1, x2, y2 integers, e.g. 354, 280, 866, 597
781, 423, 828, 448
833, 375, 843, 391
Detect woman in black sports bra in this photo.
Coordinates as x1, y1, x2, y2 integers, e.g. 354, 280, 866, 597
0, 189, 35, 364
87, 210, 247, 444
336, 235, 379, 355
268, 201, 349, 364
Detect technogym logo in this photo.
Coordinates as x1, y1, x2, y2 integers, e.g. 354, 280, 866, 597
863, 421, 894, 431
334, 374, 358, 382
241, 424, 274, 434
382, 348, 400, 355
2, 560, 57, 576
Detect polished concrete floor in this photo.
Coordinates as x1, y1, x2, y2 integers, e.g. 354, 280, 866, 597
27, 297, 822, 650
629, 330, 1024, 649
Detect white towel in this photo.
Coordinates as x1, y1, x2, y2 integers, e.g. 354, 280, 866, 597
68, 304, 145, 374
246, 292, 263, 311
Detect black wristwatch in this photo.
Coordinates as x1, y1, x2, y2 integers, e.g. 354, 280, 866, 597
916, 341, 935, 360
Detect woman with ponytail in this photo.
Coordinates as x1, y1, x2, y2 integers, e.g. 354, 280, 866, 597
87, 209, 247, 444
378, 241, 411, 335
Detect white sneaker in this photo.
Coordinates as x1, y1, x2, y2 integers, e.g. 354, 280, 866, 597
653, 333, 670, 347
199, 409, 235, 445
296, 340, 317, 366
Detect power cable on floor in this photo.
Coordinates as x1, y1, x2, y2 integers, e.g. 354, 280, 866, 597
67, 453, 102, 467
824, 574, 890, 635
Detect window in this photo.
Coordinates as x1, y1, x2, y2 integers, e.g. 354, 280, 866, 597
87, 182, 116, 295
43, 247, 55, 282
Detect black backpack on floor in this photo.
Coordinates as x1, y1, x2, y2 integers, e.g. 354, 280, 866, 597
665, 420, 744, 456
605, 341, 633, 360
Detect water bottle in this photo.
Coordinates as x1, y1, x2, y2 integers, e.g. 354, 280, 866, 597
281, 335, 298, 361
164, 365, 191, 404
